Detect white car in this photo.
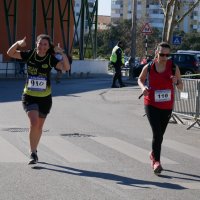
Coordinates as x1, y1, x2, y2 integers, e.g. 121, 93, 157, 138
124, 58, 140, 68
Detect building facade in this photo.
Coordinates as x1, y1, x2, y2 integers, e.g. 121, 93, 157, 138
98, 15, 111, 30
111, 0, 200, 33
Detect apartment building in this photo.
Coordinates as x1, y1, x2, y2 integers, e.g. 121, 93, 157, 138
178, 1, 200, 33
111, 0, 200, 33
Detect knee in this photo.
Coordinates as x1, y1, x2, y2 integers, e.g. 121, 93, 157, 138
30, 118, 39, 129
29, 116, 43, 130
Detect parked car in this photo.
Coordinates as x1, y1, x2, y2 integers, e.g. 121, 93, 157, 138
177, 50, 200, 63
132, 60, 152, 77
132, 52, 200, 77
125, 60, 140, 68
177, 50, 200, 55
170, 53, 200, 75
124, 57, 140, 68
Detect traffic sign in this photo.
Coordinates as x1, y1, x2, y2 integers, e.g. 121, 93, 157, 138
172, 36, 182, 45
141, 23, 153, 34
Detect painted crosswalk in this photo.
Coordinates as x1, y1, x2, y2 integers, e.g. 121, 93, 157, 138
91, 137, 177, 164
41, 136, 104, 163
0, 135, 199, 166
1, 135, 200, 190
0, 136, 27, 162
163, 139, 200, 159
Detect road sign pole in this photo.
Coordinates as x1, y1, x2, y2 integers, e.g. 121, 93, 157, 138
145, 35, 148, 58
129, 0, 137, 79
141, 23, 152, 59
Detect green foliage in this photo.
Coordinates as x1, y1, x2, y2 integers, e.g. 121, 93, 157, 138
85, 48, 92, 58
178, 32, 200, 50
72, 48, 79, 59
97, 19, 161, 59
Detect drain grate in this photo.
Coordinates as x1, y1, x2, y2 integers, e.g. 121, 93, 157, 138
60, 133, 94, 137
1, 128, 49, 133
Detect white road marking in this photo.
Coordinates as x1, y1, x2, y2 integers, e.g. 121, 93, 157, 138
163, 139, 200, 159
41, 136, 104, 163
92, 137, 177, 164
0, 136, 27, 163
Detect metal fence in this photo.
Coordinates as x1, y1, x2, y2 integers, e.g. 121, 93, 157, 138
172, 78, 200, 130
0, 61, 26, 78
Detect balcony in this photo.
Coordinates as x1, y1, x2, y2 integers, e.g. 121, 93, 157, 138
111, 4, 121, 9
111, 13, 121, 18
149, 5, 160, 9
151, 23, 164, 28
149, 14, 164, 19
193, 16, 199, 20
192, 25, 198, 29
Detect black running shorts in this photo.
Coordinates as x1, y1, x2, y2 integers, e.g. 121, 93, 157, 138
22, 94, 52, 118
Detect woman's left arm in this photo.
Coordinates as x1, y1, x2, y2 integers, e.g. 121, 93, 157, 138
54, 44, 70, 72
173, 65, 183, 91
56, 53, 70, 72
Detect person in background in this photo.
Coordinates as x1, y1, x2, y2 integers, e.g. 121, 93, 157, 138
15, 58, 26, 76
7, 34, 70, 164
110, 41, 125, 88
138, 42, 183, 174
19, 62, 26, 75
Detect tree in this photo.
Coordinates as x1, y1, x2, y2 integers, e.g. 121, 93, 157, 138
97, 19, 161, 59
160, 0, 200, 43
179, 33, 200, 50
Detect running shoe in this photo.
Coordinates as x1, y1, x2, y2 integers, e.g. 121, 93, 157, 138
149, 151, 155, 168
28, 151, 38, 165
153, 161, 163, 174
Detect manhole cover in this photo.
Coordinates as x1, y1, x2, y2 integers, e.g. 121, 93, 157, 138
1, 128, 49, 132
60, 133, 94, 137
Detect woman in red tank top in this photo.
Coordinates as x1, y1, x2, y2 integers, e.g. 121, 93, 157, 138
144, 59, 174, 110
138, 42, 183, 174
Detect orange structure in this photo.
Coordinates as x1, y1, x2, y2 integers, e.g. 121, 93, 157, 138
0, 0, 74, 61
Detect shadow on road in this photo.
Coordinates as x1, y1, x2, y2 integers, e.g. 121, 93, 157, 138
31, 162, 194, 190
0, 76, 116, 103
159, 169, 200, 182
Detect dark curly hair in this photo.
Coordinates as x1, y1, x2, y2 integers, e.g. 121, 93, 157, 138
157, 42, 171, 50
36, 34, 55, 54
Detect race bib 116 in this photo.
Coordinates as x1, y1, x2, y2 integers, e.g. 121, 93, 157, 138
154, 89, 171, 102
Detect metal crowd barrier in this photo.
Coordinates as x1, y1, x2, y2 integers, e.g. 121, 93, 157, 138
172, 78, 200, 130
0, 61, 26, 78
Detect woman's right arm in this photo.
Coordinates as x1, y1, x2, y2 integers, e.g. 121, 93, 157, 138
7, 37, 26, 59
138, 64, 149, 96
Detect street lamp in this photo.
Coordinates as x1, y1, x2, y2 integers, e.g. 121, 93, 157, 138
129, 0, 137, 79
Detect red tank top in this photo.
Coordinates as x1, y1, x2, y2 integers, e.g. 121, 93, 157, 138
144, 60, 174, 109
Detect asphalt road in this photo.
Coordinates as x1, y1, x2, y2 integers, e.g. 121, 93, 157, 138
0, 76, 200, 200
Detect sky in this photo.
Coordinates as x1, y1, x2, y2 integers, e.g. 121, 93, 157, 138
98, 0, 111, 16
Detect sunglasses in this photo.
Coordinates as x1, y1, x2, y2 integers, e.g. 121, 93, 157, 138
159, 53, 170, 57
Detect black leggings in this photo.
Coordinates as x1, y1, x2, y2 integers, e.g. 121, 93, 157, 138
145, 105, 172, 162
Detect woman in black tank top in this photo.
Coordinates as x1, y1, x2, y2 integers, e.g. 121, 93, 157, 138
7, 34, 70, 164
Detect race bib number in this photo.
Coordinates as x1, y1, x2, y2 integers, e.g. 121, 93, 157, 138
27, 77, 47, 91
154, 90, 171, 102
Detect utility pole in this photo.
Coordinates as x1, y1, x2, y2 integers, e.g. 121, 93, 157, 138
129, 0, 137, 79
80, 0, 85, 60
